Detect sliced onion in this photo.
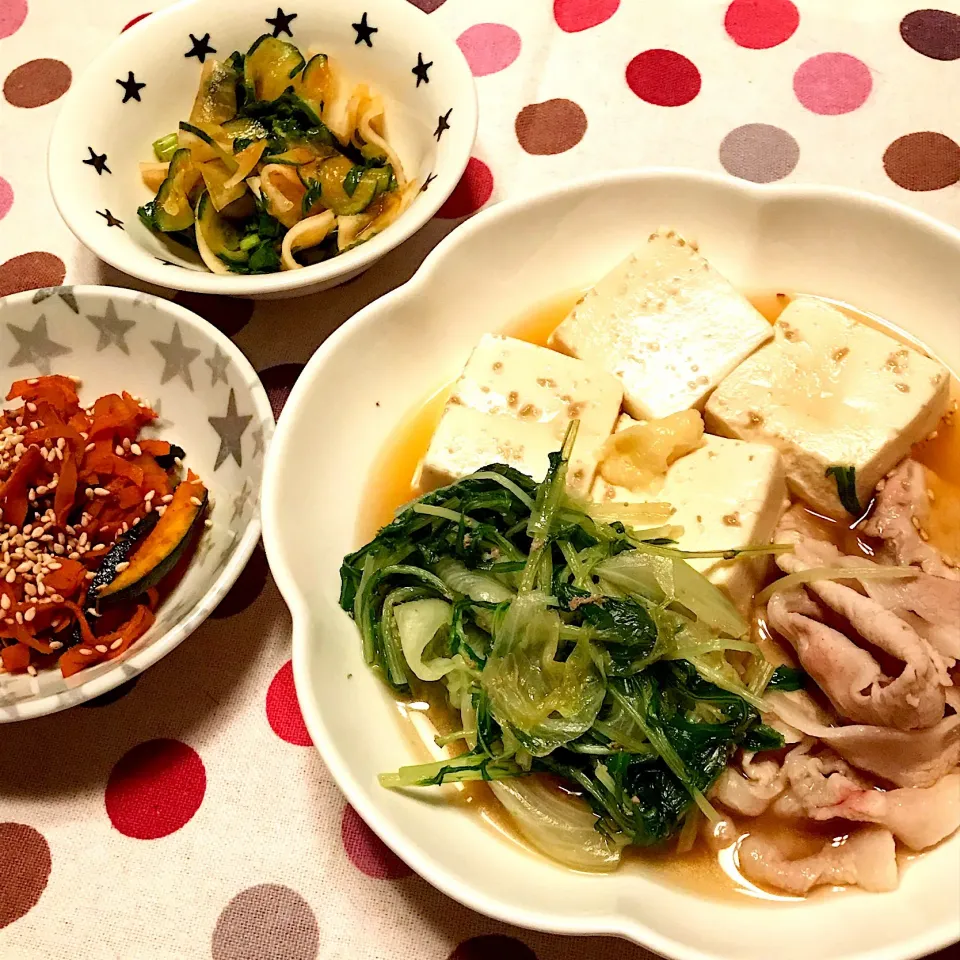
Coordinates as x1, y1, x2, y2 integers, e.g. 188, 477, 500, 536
587, 500, 674, 525
490, 778, 623, 871
433, 558, 515, 604
259, 164, 306, 228
393, 598, 456, 682
280, 210, 336, 270
756, 565, 919, 605
223, 140, 266, 189
356, 92, 407, 189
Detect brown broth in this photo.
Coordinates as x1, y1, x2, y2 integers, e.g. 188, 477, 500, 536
356, 289, 959, 901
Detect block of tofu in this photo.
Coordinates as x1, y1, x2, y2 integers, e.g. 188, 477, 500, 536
548, 229, 772, 420
420, 335, 623, 492
704, 297, 951, 520
592, 415, 787, 610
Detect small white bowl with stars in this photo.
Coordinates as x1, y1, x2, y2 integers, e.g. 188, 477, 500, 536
0, 285, 273, 720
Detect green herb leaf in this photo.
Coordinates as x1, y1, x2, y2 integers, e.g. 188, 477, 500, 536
825, 465, 863, 516
767, 664, 806, 692
343, 164, 363, 197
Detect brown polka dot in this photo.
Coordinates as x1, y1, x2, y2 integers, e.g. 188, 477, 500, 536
210, 542, 269, 619
0, 823, 52, 929
258, 363, 305, 421
0, 252, 65, 297
449, 935, 537, 960
172, 292, 254, 337
3, 59, 71, 108
406, 0, 446, 9
212, 883, 319, 960
719, 123, 800, 183
515, 99, 587, 155
883, 132, 960, 191
900, 9, 960, 61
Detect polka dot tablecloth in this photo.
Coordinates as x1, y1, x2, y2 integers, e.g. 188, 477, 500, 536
1, 1, 960, 958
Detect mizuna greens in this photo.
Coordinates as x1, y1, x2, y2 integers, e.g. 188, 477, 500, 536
340, 425, 790, 870
137, 35, 414, 274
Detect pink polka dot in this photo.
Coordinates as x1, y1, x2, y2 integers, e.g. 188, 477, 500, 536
456, 23, 521, 77
121, 11, 151, 31
0, 0, 27, 39
626, 49, 701, 106
341, 805, 413, 879
0, 178, 12, 221
793, 52, 872, 115
105, 739, 206, 839
436, 158, 494, 219
266, 661, 313, 746
724, 0, 798, 49
553, 0, 619, 33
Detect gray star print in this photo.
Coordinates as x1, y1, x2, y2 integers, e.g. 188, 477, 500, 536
204, 346, 230, 387
251, 427, 265, 459
152, 323, 200, 390
8, 315, 72, 375
32, 286, 79, 314
231, 479, 252, 523
87, 300, 136, 355
209, 389, 252, 470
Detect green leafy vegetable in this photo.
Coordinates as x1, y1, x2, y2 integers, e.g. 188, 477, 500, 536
825, 465, 863, 517
340, 425, 781, 862
152, 132, 179, 162
767, 664, 806, 692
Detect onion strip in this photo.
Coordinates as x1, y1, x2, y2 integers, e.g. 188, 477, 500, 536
756, 565, 919, 605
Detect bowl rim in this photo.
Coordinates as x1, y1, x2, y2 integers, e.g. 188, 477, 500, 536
0, 284, 274, 722
46, 0, 479, 297
262, 168, 960, 960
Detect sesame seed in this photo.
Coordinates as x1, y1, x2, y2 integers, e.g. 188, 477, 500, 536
56, 437, 65, 451
204, 519, 213, 528
189, 496, 202, 507
85, 572, 95, 580
49, 640, 62, 650
144, 490, 155, 502
94, 487, 110, 497
85, 487, 94, 498
95, 644, 108, 654
5, 569, 14, 584
35, 485, 48, 495
27, 378, 38, 385
85, 443, 95, 452
24, 606, 35, 622
14, 612, 22, 624
26, 664, 37, 676
86, 607, 100, 617
161, 494, 174, 503
78, 648, 92, 656
122, 437, 131, 450
0, 596, 9, 610
26, 402, 36, 413
115, 445, 124, 457
155, 506, 166, 516
109, 638, 123, 651
51, 594, 63, 603
67, 552, 80, 561
114, 562, 130, 572
130, 443, 142, 456
23, 583, 36, 597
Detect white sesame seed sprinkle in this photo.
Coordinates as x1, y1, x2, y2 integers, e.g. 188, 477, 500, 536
95, 644, 108, 654
26, 664, 37, 676
130, 443, 142, 456
94, 487, 110, 497
24, 606, 35, 622
114, 561, 130, 572
49, 640, 62, 651
78, 648, 92, 656
109, 637, 123, 651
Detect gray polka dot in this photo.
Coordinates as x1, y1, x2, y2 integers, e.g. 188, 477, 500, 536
719, 123, 800, 183
212, 884, 319, 960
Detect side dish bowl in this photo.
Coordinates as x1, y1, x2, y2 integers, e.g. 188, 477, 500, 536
262, 170, 960, 960
48, 0, 477, 298
0, 286, 272, 720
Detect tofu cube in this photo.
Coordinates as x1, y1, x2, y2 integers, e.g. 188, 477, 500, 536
593, 415, 787, 609
421, 335, 623, 492
704, 297, 951, 519
549, 229, 772, 420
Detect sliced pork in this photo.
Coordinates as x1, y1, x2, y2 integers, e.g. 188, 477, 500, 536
738, 826, 898, 895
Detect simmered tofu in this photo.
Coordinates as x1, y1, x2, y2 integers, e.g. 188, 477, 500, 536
548, 229, 772, 420
420, 335, 623, 492
705, 297, 950, 519
593, 415, 787, 610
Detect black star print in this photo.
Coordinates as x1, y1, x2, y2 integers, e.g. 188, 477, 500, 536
185, 33, 216, 63
97, 209, 124, 229
421, 172, 437, 192
116, 71, 146, 103
156, 258, 177, 266
266, 7, 297, 37
83, 147, 110, 175
352, 12, 378, 47
434, 108, 452, 141
412, 52, 433, 87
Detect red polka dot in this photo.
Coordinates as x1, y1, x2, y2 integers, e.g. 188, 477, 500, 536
456, 23, 521, 77
793, 52, 872, 115
105, 739, 206, 839
0, 177, 12, 221
626, 49, 701, 106
436, 158, 494, 219
554, 0, 619, 32
341, 805, 413, 879
724, 0, 798, 49
0, 0, 27, 40
258, 363, 304, 420
122, 11, 151, 31
266, 661, 313, 746
449, 935, 537, 960
0, 823, 51, 929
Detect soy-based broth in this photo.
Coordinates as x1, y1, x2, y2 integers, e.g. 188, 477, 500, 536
358, 290, 959, 900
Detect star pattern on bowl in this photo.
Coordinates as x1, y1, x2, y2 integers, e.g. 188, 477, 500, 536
209, 389, 252, 469
87, 300, 136, 354
116, 71, 146, 103
266, 7, 297, 38
7, 316, 72, 374
83, 147, 111, 176
185, 32, 216, 62
153, 323, 201, 390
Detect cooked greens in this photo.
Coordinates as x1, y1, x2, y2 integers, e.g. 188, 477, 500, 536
825, 464, 863, 517
137, 35, 413, 275
340, 426, 786, 866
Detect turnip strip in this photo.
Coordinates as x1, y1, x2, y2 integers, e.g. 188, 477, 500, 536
756, 565, 919, 605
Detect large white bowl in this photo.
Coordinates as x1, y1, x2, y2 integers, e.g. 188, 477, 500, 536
48, 0, 477, 298
262, 170, 960, 960
0, 285, 273, 720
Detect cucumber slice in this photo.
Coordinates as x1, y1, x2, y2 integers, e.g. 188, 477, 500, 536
313, 155, 379, 216
189, 58, 239, 126
178, 121, 238, 171
298, 53, 330, 116
244, 35, 305, 103
195, 192, 248, 270
221, 116, 268, 145
153, 149, 199, 232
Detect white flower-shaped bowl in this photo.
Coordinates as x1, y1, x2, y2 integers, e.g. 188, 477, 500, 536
48, 0, 477, 298
262, 170, 960, 960
0, 285, 273, 721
